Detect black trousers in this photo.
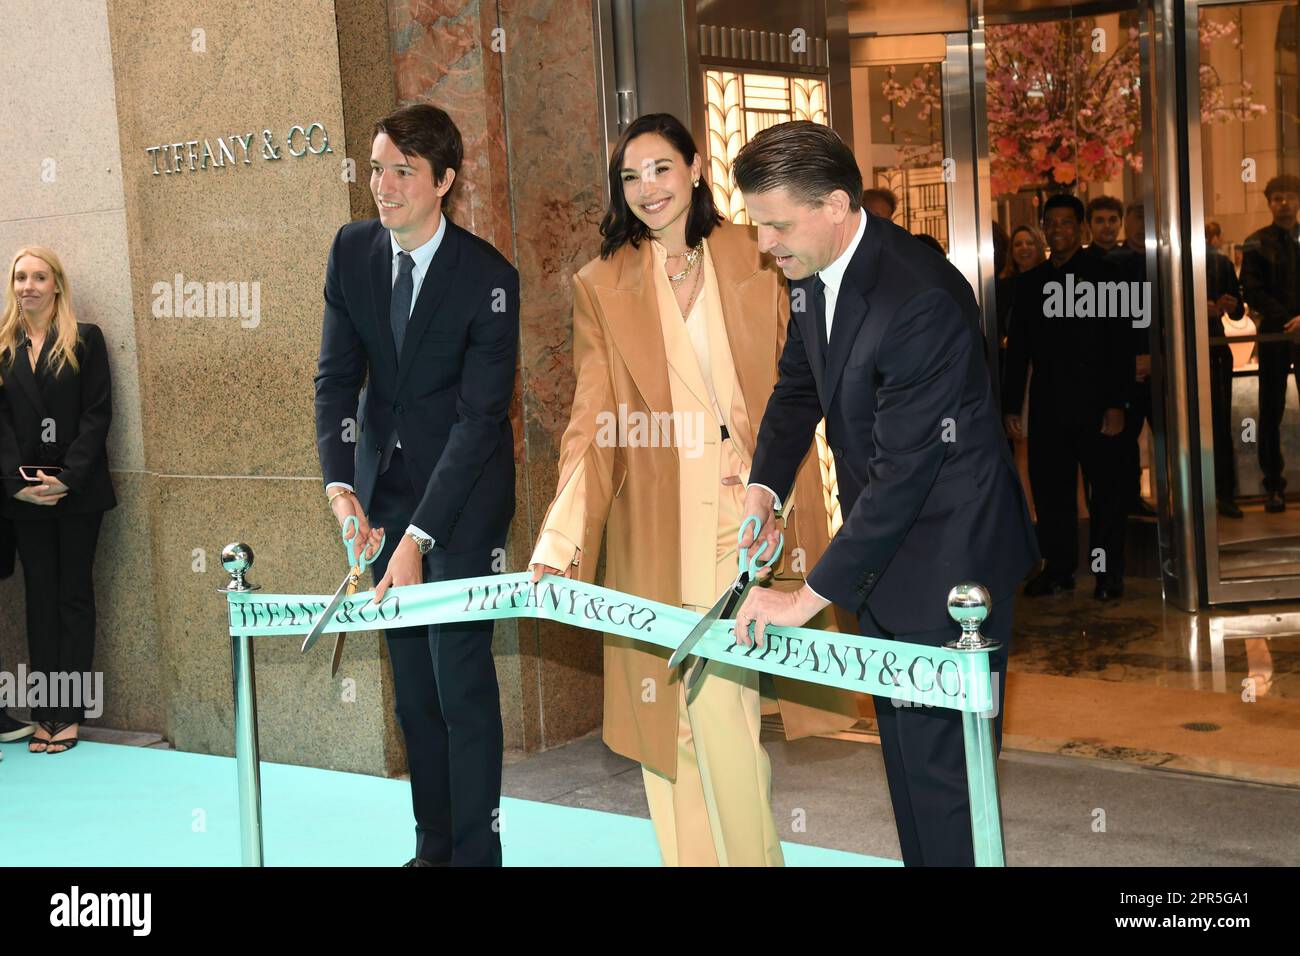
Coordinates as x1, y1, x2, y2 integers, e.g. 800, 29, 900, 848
369, 449, 505, 867
860, 595, 1012, 867
1210, 344, 1238, 500
1257, 340, 1300, 494
12, 511, 104, 723
1027, 414, 1127, 582
1120, 375, 1152, 506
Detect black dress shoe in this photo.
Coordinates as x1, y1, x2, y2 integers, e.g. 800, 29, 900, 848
1217, 499, 1244, 519
402, 857, 446, 867
1024, 570, 1075, 597
1093, 579, 1124, 601
1266, 492, 1286, 513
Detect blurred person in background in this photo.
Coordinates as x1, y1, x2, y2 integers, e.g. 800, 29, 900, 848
1003, 195, 1132, 601
1084, 195, 1124, 258
1105, 203, 1156, 518
1241, 174, 1300, 513
1205, 224, 1246, 518
862, 187, 898, 221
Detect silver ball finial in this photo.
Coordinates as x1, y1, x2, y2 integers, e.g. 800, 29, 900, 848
218, 542, 261, 593
945, 582, 996, 651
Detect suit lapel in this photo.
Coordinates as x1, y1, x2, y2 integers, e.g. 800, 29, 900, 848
7, 338, 48, 416
824, 284, 868, 407
794, 275, 828, 408
823, 215, 879, 407
712, 227, 768, 458
595, 241, 674, 449
396, 218, 457, 390
647, 239, 710, 411
367, 226, 399, 379
660, 307, 714, 413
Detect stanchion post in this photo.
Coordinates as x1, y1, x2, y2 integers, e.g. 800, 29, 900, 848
946, 583, 1006, 867
219, 543, 264, 867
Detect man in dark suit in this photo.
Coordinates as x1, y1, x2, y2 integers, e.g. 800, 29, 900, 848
1003, 195, 1134, 601
1241, 174, 1300, 512
729, 121, 1038, 866
1203, 239, 1246, 518
1105, 203, 1157, 519
314, 104, 519, 867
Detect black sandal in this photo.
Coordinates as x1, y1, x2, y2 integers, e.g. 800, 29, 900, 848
45, 721, 79, 754
29, 721, 55, 753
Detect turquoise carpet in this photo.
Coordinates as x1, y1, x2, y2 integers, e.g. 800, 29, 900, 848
0, 742, 893, 866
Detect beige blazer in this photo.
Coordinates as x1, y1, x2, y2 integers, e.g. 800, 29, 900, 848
532, 220, 858, 779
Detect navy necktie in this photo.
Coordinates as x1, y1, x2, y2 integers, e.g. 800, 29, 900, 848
391, 251, 414, 358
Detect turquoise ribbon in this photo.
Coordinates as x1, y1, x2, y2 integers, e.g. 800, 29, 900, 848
226, 572, 996, 714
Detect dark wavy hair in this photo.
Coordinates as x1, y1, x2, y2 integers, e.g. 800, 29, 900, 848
599, 114, 722, 260
1085, 195, 1124, 221
373, 104, 463, 192
1264, 174, 1300, 199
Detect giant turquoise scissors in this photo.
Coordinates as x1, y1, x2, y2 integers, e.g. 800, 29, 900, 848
667, 514, 783, 691
301, 514, 384, 675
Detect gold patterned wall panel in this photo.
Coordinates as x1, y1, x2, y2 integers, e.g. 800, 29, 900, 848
702, 68, 840, 536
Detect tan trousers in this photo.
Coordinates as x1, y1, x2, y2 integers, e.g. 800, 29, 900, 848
640, 440, 784, 867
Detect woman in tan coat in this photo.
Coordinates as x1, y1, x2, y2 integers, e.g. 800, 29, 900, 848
529, 114, 855, 866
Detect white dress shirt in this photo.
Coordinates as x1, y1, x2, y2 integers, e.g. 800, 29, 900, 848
747, 212, 867, 604
326, 214, 448, 545
818, 210, 867, 344
749, 211, 866, 513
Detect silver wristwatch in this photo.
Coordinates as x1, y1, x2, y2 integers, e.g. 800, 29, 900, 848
407, 532, 434, 554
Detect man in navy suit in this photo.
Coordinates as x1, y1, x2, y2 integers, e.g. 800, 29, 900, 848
314, 104, 519, 866
730, 121, 1038, 866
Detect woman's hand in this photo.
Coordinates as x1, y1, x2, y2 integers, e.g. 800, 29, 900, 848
530, 562, 570, 583
14, 470, 66, 505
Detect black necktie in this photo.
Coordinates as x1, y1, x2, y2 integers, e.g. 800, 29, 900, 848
391, 251, 414, 358
811, 274, 828, 364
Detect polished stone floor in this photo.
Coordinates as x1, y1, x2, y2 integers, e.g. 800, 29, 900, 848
990, 575, 1300, 786
501, 733, 1300, 865
803, 567, 1300, 787
1009, 577, 1300, 701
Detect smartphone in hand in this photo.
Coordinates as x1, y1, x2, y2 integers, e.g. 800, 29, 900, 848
18, 465, 64, 483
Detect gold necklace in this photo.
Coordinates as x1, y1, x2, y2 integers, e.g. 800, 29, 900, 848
664, 241, 703, 283
678, 257, 705, 319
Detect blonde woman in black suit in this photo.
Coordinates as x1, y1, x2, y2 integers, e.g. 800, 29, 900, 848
0, 246, 116, 754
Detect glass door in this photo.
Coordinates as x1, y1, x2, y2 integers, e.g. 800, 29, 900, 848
849, 28, 991, 348
848, 32, 984, 301
1185, 0, 1300, 603
978, 3, 1160, 583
